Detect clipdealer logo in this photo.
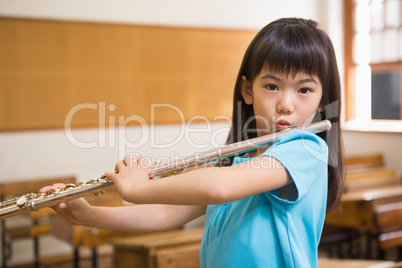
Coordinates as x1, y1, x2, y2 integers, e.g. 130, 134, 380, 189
64, 101, 231, 153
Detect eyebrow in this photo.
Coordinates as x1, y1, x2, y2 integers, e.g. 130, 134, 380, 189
260, 74, 281, 81
260, 74, 318, 85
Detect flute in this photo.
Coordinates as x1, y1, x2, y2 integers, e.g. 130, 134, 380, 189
0, 120, 331, 220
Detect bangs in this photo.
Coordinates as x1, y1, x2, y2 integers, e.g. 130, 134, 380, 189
246, 22, 328, 82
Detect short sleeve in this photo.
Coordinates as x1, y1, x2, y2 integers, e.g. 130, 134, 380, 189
261, 130, 328, 203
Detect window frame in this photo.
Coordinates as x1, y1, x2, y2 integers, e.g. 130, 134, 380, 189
343, 0, 402, 131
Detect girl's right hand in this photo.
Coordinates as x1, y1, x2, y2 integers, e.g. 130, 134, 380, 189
39, 183, 92, 225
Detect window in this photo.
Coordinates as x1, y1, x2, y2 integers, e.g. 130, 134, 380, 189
344, 0, 402, 131
371, 70, 400, 119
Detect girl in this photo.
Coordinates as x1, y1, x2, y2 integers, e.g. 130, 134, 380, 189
42, 17, 343, 267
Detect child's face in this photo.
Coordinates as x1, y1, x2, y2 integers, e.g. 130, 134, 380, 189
241, 68, 323, 135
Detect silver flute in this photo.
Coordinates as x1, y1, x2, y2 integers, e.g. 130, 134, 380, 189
0, 120, 331, 220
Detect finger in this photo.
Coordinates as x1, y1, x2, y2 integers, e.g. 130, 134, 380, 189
38, 186, 53, 193
137, 155, 153, 179
52, 203, 74, 222
47, 183, 66, 194
58, 202, 67, 210
115, 161, 126, 172
105, 171, 117, 180
52, 183, 66, 189
123, 154, 136, 167
137, 154, 149, 168
49, 202, 64, 211
38, 183, 66, 194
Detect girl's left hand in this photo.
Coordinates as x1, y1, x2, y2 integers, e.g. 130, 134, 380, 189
105, 154, 151, 201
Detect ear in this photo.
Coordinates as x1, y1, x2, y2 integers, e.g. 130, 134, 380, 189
240, 76, 253, 105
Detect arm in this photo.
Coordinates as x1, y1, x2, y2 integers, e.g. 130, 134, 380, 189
108, 154, 292, 205
40, 184, 205, 232
80, 203, 206, 233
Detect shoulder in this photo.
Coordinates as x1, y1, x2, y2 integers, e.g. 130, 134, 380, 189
266, 129, 328, 162
263, 130, 329, 202
275, 129, 326, 148
262, 129, 329, 184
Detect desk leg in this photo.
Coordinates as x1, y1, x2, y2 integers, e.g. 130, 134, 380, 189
33, 219, 39, 268
1, 219, 6, 268
74, 247, 80, 268
366, 232, 377, 259
33, 236, 39, 268
92, 247, 98, 268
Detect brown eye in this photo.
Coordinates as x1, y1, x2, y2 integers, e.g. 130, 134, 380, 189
266, 84, 278, 91
299, 88, 311, 94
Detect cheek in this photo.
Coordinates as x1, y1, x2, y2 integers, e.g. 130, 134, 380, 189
305, 112, 318, 122
253, 100, 276, 116
299, 98, 321, 116
302, 106, 318, 118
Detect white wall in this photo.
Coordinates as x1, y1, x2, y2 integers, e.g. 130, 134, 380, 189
0, 122, 232, 181
343, 130, 402, 175
0, 0, 319, 30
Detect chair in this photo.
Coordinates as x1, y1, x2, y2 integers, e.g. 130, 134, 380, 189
321, 154, 402, 259
0, 176, 76, 268
375, 200, 402, 260
47, 189, 132, 268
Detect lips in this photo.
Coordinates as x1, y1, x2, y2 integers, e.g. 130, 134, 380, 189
276, 119, 291, 129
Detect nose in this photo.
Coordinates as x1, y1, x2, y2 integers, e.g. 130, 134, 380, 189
276, 91, 295, 115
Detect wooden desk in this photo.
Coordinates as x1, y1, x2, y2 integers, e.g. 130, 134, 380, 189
326, 186, 402, 232
48, 190, 136, 268
318, 258, 398, 268
325, 185, 402, 259
112, 227, 204, 268
0, 176, 76, 268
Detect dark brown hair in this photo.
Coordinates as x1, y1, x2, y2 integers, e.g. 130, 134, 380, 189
225, 18, 344, 213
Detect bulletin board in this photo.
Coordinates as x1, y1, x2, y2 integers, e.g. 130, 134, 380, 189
0, 17, 257, 130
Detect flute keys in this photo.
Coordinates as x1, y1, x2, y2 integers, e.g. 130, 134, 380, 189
78, 181, 88, 187
65, 183, 76, 190
16, 196, 28, 208
168, 169, 184, 176
46, 189, 54, 195
98, 178, 108, 183
46, 188, 61, 195
54, 189, 61, 194
36, 193, 46, 198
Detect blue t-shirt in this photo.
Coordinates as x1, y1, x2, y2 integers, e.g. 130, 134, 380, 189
199, 130, 328, 268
